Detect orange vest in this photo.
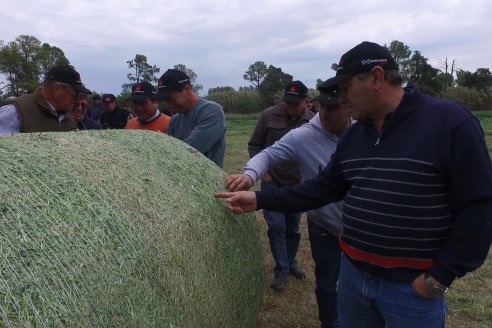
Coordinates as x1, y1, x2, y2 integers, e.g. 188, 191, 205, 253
125, 113, 171, 133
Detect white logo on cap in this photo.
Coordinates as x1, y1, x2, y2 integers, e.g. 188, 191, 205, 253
361, 59, 388, 65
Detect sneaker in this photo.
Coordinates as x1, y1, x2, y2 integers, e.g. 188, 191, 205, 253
270, 275, 287, 290
289, 267, 306, 280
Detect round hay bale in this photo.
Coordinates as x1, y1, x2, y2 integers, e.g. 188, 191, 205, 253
0, 130, 264, 327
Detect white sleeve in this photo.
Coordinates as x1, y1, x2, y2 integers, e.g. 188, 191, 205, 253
0, 104, 21, 135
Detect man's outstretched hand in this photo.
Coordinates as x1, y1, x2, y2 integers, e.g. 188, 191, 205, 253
214, 191, 258, 214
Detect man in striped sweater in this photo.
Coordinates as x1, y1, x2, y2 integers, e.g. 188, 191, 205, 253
215, 41, 492, 328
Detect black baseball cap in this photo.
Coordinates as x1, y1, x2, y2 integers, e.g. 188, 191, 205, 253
312, 91, 339, 106
102, 94, 116, 103
155, 69, 191, 100
318, 41, 398, 93
282, 81, 308, 104
131, 81, 157, 101
45, 65, 91, 94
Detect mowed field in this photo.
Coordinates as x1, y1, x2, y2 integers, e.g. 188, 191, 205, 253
222, 112, 492, 328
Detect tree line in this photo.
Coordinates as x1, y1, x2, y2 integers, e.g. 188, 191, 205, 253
0, 35, 70, 97
1, 36, 491, 112
214, 40, 492, 112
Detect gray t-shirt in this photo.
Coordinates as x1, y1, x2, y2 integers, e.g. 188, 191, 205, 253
168, 99, 227, 168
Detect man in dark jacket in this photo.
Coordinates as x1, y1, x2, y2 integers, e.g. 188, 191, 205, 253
0, 65, 91, 135
247, 80, 314, 290
99, 94, 131, 129
216, 42, 492, 328
86, 94, 104, 123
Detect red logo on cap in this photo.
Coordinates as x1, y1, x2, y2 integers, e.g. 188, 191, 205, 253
289, 86, 298, 93
135, 85, 142, 91
158, 79, 164, 86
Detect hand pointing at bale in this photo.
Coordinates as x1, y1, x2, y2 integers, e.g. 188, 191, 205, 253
214, 191, 257, 214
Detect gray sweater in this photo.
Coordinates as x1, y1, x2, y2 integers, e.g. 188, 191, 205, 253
244, 114, 346, 236
168, 99, 226, 168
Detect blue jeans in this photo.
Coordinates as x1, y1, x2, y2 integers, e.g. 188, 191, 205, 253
338, 254, 447, 328
308, 218, 341, 328
261, 180, 301, 278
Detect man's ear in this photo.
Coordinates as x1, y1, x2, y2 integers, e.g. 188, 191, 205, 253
371, 66, 385, 89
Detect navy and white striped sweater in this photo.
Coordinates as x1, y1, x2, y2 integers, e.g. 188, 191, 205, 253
256, 84, 492, 286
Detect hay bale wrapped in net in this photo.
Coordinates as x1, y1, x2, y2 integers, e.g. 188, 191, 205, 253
0, 130, 264, 327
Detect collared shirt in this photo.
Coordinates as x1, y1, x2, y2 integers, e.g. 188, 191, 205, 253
0, 104, 21, 135
141, 110, 160, 124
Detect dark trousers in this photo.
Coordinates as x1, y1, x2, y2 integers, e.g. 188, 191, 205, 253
261, 180, 301, 277
308, 218, 341, 328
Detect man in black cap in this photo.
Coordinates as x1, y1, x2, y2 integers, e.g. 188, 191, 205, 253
246, 80, 314, 290
215, 41, 492, 327
155, 69, 226, 167
125, 81, 170, 133
99, 93, 131, 129
0, 65, 91, 135
225, 90, 352, 326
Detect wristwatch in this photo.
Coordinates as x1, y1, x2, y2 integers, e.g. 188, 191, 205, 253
424, 273, 448, 297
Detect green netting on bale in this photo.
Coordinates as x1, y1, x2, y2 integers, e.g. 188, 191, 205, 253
0, 130, 264, 328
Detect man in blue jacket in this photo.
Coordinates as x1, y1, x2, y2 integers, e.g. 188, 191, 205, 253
215, 41, 492, 328
155, 69, 226, 168
225, 91, 352, 327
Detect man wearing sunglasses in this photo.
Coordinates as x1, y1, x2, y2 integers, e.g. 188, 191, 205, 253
247, 80, 314, 290
0, 65, 91, 135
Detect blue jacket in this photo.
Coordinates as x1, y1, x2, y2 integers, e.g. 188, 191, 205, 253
256, 85, 492, 287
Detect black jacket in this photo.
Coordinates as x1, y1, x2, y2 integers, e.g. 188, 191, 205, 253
100, 107, 130, 129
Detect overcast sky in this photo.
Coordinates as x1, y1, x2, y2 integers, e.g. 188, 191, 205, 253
1, 0, 491, 96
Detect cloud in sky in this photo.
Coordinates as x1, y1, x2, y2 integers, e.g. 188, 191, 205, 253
1, 0, 491, 95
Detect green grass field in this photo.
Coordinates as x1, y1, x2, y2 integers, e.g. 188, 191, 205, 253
223, 111, 492, 328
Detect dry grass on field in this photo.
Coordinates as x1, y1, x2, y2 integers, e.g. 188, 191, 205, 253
224, 113, 492, 328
